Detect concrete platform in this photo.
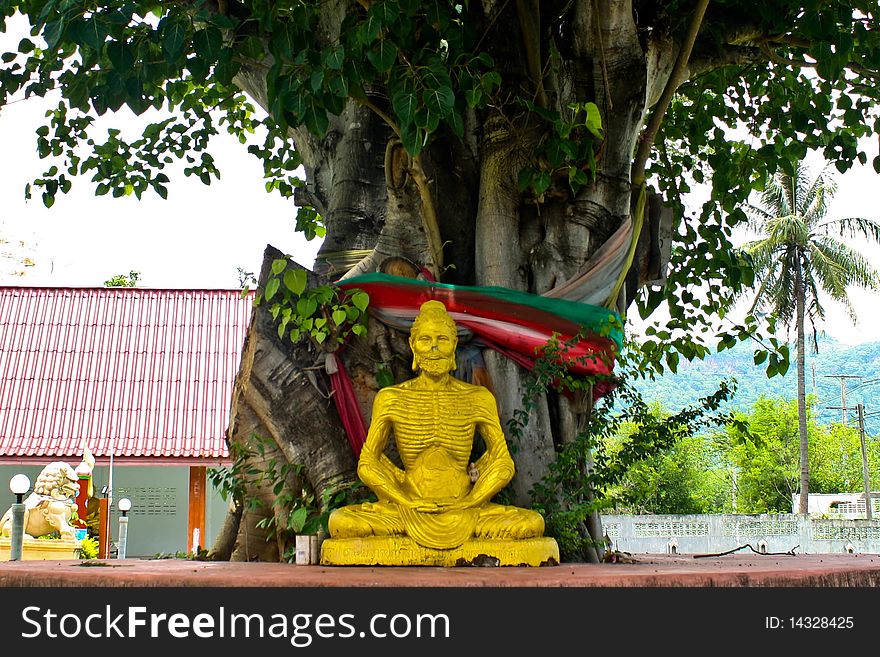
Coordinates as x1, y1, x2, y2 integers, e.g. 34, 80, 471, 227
1, 553, 879, 587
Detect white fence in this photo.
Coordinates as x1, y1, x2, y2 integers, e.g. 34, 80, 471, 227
602, 514, 880, 555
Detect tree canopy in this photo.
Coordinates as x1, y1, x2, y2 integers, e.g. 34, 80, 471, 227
1, 1, 877, 364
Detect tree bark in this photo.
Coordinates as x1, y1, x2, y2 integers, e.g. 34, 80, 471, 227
223, 248, 360, 560
207, 502, 243, 562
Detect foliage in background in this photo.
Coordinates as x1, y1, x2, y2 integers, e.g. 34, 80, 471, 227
604, 410, 732, 515
207, 440, 258, 513
103, 270, 140, 287
609, 395, 880, 516
528, 340, 739, 561
724, 396, 880, 513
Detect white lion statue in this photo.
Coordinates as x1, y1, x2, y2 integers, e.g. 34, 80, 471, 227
0, 462, 80, 540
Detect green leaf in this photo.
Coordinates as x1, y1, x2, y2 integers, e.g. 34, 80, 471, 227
533, 171, 551, 197
392, 90, 418, 126
264, 277, 280, 301
568, 166, 588, 193
424, 86, 455, 117
448, 111, 464, 138
240, 35, 265, 60
289, 507, 309, 533
43, 19, 66, 51
322, 45, 345, 70
271, 258, 287, 275
327, 73, 349, 99
582, 102, 603, 139
160, 15, 189, 63
351, 291, 369, 312
481, 71, 502, 95
186, 55, 208, 81
303, 103, 329, 137
358, 12, 382, 44
367, 40, 398, 72
376, 365, 394, 388
284, 269, 307, 295
107, 40, 134, 71
296, 297, 318, 318
193, 27, 223, 62
332, 309, 347, 326
271, 22, 297, 61
372, 1, 400, 27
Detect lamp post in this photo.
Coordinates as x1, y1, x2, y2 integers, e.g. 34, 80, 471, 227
117, 498, 131, 559
9, 474, 30, 561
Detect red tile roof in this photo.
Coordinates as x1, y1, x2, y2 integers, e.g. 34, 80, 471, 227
0, 287, 254, 465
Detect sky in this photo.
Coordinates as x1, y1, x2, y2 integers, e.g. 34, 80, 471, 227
1, 15, 880, 345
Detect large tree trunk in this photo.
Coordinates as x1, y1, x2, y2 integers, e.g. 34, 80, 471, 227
214, 1, 683, 561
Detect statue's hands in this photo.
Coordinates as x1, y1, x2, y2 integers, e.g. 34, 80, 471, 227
428, 497, 474, 513
412, 501, 443, 513
409, 498, 471, 513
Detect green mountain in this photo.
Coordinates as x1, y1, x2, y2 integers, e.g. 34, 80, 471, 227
633, 335, 880, 434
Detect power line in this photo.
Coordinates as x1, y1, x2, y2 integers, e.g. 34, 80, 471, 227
823, 374, 863, 426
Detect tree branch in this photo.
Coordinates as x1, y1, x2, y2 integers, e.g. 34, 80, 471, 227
515, 0, 548, 108
758, 41, 817, 69
688, 44, 765, 79
409, 155, 445, 279
631, 0, 710, 186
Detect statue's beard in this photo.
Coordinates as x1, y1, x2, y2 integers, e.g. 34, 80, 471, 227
418, 356, 453, 376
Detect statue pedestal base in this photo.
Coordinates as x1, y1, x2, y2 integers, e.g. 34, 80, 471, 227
0, 536, 81, 561
321, 536, 559, 566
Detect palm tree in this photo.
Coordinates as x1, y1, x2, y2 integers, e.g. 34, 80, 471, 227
743, 161, 880, 514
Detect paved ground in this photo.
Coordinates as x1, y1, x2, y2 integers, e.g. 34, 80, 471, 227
1, 552, 879, 587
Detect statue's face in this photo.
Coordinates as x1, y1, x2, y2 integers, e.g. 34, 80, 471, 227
410, 318, 457, 375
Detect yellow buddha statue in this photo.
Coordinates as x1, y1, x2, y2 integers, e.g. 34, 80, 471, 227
320, 300, 559, 566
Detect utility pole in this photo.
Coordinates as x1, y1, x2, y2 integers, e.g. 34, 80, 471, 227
824, 374, 862, 426
856, 404, 873, 521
